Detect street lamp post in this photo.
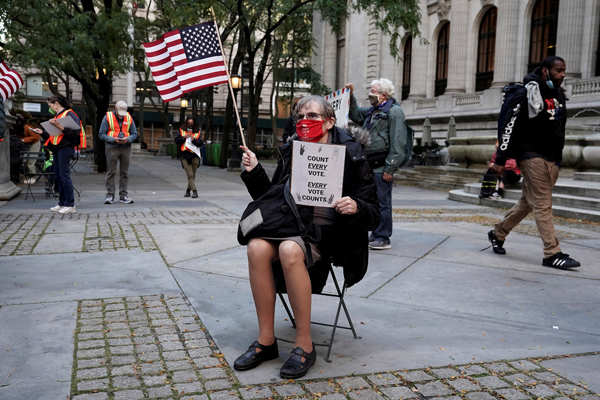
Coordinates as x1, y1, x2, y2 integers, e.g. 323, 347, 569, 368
228, 75, 242, 170
179, 98, 188, 128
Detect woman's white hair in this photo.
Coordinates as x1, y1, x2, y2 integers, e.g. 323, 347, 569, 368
370, 78, 395, 98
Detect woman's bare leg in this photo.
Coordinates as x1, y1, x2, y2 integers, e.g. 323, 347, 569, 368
279, 240, 313, 352
247, 238, 277, 346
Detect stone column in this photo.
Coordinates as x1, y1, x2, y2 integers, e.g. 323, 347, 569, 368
556, 0, 585, 78
409, 36, 428, 98
492, 0, 520, 87
0, 99, 21, 200
445, 1, 469, 93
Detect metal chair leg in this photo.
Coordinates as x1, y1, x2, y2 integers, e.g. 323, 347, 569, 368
277, 292, 296, 328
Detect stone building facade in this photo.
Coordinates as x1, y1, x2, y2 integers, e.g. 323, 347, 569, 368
312, 0, 600, 169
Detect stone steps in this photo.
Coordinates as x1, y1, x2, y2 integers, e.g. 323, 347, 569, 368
462, 183, 600, 211
449, 174, 600, 222
395, 166, 485, 191
575, 172, 600, 182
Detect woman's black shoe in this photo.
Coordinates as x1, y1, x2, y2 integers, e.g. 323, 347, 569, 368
184, 189, 191, 197
280, 345, 316, 379
233, 340, 278, 371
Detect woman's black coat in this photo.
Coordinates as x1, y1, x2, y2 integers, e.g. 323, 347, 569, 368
240, 127, 379, 289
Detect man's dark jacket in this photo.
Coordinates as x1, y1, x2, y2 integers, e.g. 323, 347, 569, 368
240, 127, 380, 289
495, 71, 567, 166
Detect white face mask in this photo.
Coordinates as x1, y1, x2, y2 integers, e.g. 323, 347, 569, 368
117, 109, 127, 117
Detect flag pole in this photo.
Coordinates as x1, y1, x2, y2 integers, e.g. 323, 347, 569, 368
210, 7, 247, 148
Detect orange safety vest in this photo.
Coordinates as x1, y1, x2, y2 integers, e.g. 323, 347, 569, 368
44, 109, 86, 149
106, 111, 132, 138
179, 128, 201, 152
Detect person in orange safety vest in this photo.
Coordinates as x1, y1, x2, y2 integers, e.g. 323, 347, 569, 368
174, 116, 204, 198
31, 95, 82, 214
98, 100, 138, 205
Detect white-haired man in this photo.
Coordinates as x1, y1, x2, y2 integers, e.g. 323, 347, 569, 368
346, 79, 409, 250
99, 100, 138, 204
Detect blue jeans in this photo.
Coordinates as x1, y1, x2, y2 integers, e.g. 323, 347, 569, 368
373, 172, 393, 241
55, 147, 74, 207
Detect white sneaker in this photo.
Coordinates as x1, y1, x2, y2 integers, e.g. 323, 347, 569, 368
50, 205, 62, 212
58, 206, 77, 214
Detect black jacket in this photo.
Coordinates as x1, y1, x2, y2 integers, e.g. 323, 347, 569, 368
495, 72, 567, 166
240, 127, 379, 288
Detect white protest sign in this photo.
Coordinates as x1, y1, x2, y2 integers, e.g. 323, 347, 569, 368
290, 140, 345, 208
324, 87, 350, 128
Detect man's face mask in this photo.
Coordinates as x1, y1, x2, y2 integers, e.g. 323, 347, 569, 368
368, 93, 380, 106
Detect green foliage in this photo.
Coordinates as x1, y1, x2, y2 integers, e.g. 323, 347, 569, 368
0, 0, 132, 93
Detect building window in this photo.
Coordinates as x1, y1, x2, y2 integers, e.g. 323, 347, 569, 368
435, 22, 450, 96
476, 7, 497, 91
402, 36, 412, 100
25, 75, 57, 97
528, 0, 559, 71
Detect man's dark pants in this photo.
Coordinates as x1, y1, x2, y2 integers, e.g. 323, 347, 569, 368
373, 172, 393, 242
55, 147, 75, 207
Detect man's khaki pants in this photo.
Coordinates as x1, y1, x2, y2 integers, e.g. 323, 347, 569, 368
181, 157, 200, 191
494, 157, 560, 258
105, 144, 131, 198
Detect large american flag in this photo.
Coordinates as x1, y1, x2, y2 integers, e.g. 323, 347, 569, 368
0, 61, 24, 101
143, 22, 229, 102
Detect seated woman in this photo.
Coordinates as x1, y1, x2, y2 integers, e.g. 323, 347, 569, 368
235, 95, 379, 379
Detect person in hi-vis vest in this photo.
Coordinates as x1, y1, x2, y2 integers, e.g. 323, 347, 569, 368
174, 116, 204, 198
31, 95, 85, 214
99, 100, 138, 204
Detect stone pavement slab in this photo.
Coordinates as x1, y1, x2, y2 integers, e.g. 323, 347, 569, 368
172, 246, 248, 279
0, 302, 75, 400
33, 231, 84, 253
424, 227, 600, 279
371, 258, 600, 335
542, 355, 600, 393
0, 250, 179, 304
149, 224, 239, 265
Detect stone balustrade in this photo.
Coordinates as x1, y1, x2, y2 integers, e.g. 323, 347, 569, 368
454, 94, 481, 106
448, 130, 600, 169
571, 77, 600, 97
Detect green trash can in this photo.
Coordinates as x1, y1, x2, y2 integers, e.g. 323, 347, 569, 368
205, 143, 214, 165
211, 143, 221, 166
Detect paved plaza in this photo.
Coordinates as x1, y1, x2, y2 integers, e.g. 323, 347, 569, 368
0, 154, 599, 400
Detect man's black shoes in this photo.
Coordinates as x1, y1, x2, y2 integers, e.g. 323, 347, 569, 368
543, 252, 581, 269
280, 345, 316, 379
488, 230, 506, 254
233, 340, 278, 371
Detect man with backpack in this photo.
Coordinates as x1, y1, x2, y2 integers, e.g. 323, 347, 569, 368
487, 56, 581, 269
346, 79, 410, 250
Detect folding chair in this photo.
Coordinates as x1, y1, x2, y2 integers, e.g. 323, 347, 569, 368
20, 150, 56, 200
276, 263, 360, 362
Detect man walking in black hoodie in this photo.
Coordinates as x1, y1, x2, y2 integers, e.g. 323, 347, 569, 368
487, 56, 581, 270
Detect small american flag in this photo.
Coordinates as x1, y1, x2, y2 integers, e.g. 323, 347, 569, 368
143, 22, 229, 102
0, 61, 24, 101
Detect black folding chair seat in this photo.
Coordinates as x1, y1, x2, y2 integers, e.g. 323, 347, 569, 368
276, 263, 359, 362
20, 150, 55, 200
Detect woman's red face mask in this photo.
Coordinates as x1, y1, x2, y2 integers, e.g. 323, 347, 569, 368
296, 119, 325, 142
